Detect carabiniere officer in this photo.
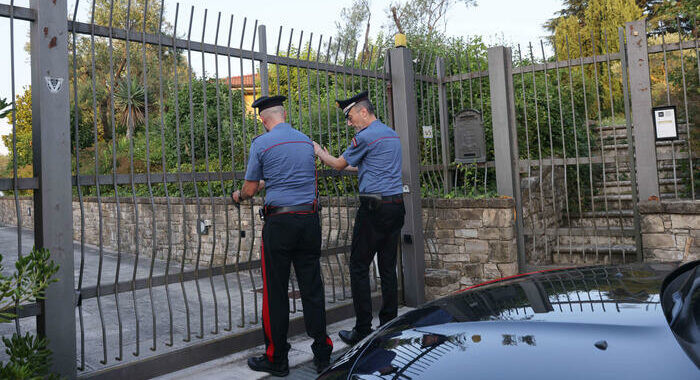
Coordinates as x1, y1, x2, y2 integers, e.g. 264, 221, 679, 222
233, 95, 333, 376
313, 91, 405, 345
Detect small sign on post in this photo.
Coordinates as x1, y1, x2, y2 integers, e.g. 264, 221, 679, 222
652, 105, 678, 141
422, 126, 433, 139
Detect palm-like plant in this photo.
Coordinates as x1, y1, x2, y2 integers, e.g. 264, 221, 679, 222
0, 97, 12, 119
114, 79, 146, 139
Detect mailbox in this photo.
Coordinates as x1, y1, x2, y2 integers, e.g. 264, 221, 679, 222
454, 109, 486, 163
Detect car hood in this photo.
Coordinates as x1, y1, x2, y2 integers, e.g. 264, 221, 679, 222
321, 263, 700, 380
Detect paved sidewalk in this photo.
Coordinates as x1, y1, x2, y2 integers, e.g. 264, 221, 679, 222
155, 306, 413, 380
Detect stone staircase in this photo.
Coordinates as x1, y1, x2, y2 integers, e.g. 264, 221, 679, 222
549, 122, 689, 265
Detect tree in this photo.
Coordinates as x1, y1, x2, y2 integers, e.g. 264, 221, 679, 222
334, 0, 373, 59
70, 0, 186, 142
0, 97, 11, 119
545, 0, 655, 34
552, 0, 643, 59
1, 88, 32, 172
388, 0, 477, 36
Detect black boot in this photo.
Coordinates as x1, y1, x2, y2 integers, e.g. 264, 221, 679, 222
313, 357, 331, 374
247, 354, 289, 377
338, 328, 373, 345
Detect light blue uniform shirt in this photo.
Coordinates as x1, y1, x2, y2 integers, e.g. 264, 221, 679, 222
244, 123, 317, 206
342, 120, 403, 196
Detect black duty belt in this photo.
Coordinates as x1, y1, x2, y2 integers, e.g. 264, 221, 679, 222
262, 203, 317, 218
381, 194, 403, 203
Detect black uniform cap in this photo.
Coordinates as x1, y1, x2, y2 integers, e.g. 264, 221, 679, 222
336, 91, 368, 117
251, 95, 286, 112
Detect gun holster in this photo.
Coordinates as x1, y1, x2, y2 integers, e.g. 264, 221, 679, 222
359, 193, 383, 212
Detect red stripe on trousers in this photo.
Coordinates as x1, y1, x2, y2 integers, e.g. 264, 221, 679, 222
261, 238, 276, 362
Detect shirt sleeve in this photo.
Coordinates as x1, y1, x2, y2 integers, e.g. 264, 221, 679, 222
244, 141, 262, 181
341, 135, 369, 167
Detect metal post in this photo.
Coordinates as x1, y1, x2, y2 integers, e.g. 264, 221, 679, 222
436, 57, 452, 194
30, 0, 76, 378
258, 24, 269, 97
487, 46, 525, 272
388, 47, 425, 307
625, 20, 659, 201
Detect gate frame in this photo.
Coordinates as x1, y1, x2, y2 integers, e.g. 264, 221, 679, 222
30, 0, 77, 378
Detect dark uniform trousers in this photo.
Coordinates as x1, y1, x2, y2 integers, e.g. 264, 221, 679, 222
260, 211, 333, 363
350, 199, 406, 333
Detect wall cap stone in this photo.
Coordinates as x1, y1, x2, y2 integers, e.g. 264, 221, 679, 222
421, 197, 515, 209
639, 200, 700, 215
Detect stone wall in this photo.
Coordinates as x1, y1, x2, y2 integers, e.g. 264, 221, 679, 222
0, 196, 520, 302
0, 196, 356, 268
640, 200, 700, 263
422, 198, 518, 300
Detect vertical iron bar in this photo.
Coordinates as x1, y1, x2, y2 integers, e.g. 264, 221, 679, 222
71, 0, 85, 369
186, 4, 202, 341
554, 43, 573, 260
661, 31, 678, 198
111, 0, 125, 360
577, 33, 599, 263
188, 7, 205, 339
676, 16, 694, 199
141, 0, 159, 352
174, 4, 192, 343
156, 0, 175, 346
208, 11, 223, 335
604, 30, 625, 235
275, 26, 282, 96
590, 31, 613, 263
332, 40, 348, 301
248, 19, 260, 324
540, 41, 559, 263
565, 37, 584, 259
529, 43, 549, 260
322, 37, 337, 304
231, 15, 246, 328
518, 46, 536, 265
237, 17, 251, 327
222, 13, 236, 332
124, 0, 143, 356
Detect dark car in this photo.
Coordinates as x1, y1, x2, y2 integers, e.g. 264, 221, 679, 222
319, 261, 700, 379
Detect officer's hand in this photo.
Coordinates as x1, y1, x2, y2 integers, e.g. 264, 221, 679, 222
312, 141, 323, 156
232, 190, 242, 204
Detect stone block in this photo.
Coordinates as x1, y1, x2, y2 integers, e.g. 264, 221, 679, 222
646, 249, 683, 262
477, 228, 501, 240
437, 229, 455, 239
460, 209, 483, 221
671, 215, 700, 230
488, 241, 516, 262
464, 240, 489, 254
442, 253, 470, 263
424, 268, 460, 287
455, 229, 478, 239
642, 233, 676, 249
483, 263, 500, 279
641, 215, 664, 233
497, 263, 518, 277
470, 252, 489, 263
483, 209, 513, 227
462, 264, 483, 278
